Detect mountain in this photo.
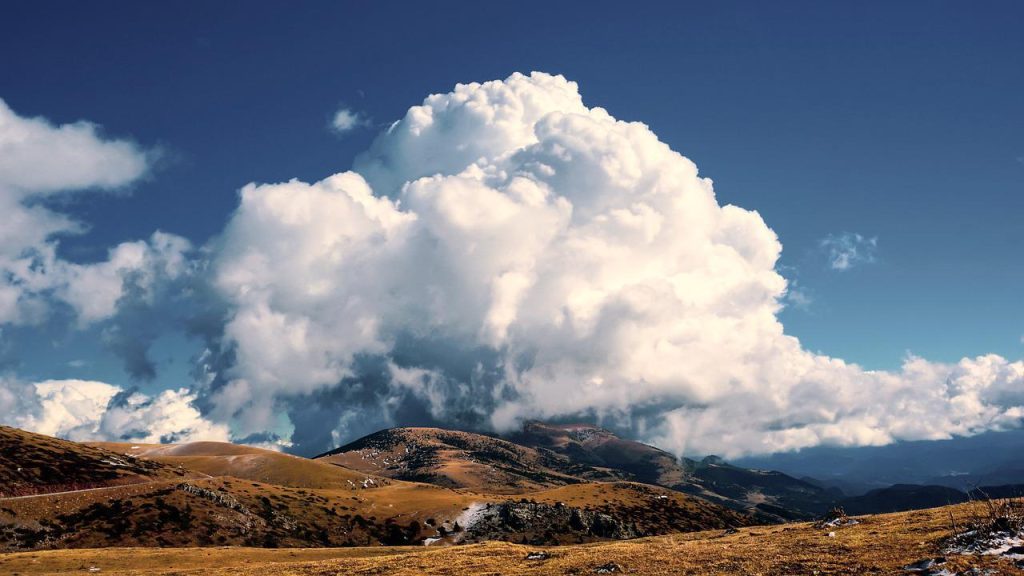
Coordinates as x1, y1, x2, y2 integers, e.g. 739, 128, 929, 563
840, 484, 970, 515
735, 429, 1024, 493
321, 422, 838, 520
1, 426, 747, 551
507, 421, 838, 519
316, 427, 617, 493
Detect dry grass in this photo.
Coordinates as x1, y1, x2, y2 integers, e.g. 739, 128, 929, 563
90, 441, 388, 489
3, 501, 1022, 575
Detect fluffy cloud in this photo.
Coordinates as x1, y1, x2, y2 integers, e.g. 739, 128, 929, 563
0, 99, 190, 328
330, 107, 368, 134
0, 378, 229, 444
820, 232, 878, 271
204, 72, 1023, 456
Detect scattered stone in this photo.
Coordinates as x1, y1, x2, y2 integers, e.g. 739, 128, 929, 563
526, 551, 550, 560
902, 557, 946, 573
594, 562, 623, 573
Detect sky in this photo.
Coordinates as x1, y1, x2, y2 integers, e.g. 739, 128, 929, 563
0, 1, 1021, 457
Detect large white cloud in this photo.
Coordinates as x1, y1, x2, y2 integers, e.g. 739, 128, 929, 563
208, 72, 1023, 456
0, 98, 189, 328
0, 378, 229, 444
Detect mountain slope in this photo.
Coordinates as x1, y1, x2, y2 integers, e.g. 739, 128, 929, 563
508, 422, 837, 519
2, 427, 748, 551
91, 441, 387, 490
841, 484, 970, 515
0, 426, 192, 497
316, 427, 621, 493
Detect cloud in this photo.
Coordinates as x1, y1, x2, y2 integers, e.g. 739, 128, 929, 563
0, 99, 148, 195
199, 72, 1023, 457
2, 76, 1020, 458
0, 99, 188, 330
330, 107, 368, 134
0, 377, 229, 444
820, 232, 878, 271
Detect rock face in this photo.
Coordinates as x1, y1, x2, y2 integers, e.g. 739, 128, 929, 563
458, 483, 746, 545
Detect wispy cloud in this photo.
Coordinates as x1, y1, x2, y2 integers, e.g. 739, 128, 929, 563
820, 232, 878, 271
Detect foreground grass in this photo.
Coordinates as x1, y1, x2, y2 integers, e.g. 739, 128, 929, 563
2, 502, 1020, 575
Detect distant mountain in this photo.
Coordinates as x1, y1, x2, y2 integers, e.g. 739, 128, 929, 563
508, 421, 839, 520
841, 484, 969, 515
735, 429, 1024, 494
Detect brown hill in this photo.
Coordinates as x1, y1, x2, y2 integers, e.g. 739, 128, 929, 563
509, 421, 837, 520
0, 426, 192, 497
321, 423, 837, 520
316, 427, 621, 493
1, 427, 749, 551
90, 441, 387, 490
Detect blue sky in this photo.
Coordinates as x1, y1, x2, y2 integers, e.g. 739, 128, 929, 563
1, 1, 1022, 454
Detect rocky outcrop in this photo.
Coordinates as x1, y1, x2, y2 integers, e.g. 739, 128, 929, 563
463, 500, 659, 544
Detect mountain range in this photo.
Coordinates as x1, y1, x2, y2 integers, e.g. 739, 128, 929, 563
3, 421, 1022, 555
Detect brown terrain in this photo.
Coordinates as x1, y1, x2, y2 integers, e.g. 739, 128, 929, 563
1, 426, 746, 552
2, 424, 1022, 574
319, 423, 837, 521
1, 501, 1022, 575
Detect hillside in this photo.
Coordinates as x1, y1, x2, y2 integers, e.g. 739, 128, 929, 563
90, 441, 388, 489
318, 423, 837, 520
0, 426, 193, 497
841, 484, 969, 515
316, 427, 621, 493
4, 500, 1022, 575
1, 427, 747, 551
513, 421, 838, 519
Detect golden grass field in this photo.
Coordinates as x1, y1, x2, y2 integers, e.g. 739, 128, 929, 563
2, 501, 1021, 575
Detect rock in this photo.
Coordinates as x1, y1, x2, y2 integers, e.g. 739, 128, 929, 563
526, 551, 550, 560
902, 557, 945, 573
594, 562, 624, 573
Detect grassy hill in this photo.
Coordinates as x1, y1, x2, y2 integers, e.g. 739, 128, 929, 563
91, 441, 389, 489
316, 427, 620, 493
0, 426, 193, 497
2, 427, 748, 551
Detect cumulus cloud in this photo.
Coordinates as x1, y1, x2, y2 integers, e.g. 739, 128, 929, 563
0, 98, 189, 330
330, 107, 368, 134
2, 76, 1019, 457
0, 378, 229, 444
200, 72, 1023, 456
820, 232, 878, 271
